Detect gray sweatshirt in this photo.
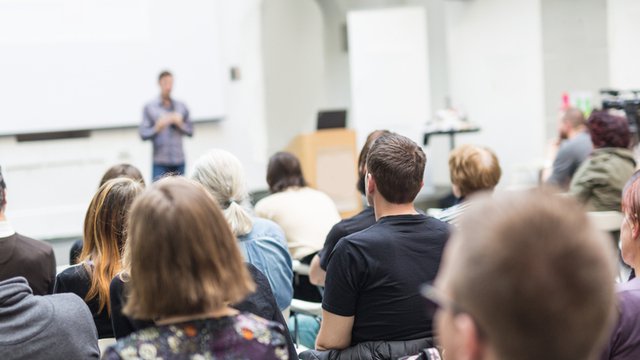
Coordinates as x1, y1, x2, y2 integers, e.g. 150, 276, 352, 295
0, 276, 100, 360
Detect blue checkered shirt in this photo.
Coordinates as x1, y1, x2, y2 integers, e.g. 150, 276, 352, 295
139, 97, 193, 166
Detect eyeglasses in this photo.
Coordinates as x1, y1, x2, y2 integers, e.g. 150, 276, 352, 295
420, 283, 486, 339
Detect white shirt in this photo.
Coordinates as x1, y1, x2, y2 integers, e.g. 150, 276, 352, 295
0, 220, 15, 239
255, 187, 341, 260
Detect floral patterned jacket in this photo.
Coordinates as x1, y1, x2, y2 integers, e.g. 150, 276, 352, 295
102, 313, 289, 360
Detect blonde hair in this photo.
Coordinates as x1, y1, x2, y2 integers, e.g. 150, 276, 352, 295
123, 177, 255, 319
191, 149, 253, 236
79, 178, 144, 315
448, 144, 501, 197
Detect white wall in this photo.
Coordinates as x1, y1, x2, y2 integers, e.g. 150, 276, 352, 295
348, 6, 431, 146
541, 0, 609, 139
445, 0, 546, 188
261, 0, 325, 154
0, 0, 270, 240
608, 0, 640, 89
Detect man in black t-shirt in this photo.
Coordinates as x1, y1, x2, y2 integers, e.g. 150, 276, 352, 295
309, 130, 390, 286
315, 133, 450, 351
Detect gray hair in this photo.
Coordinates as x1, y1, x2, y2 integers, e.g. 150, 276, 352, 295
191, 149, 253, 236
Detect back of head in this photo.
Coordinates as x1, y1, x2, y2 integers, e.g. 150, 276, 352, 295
80, 177, 144, 315
191, 149, 253, 236
0, 166, 6, 211
123, 177, 254, 320
563, 107, 586, 129
266, 152, 307, 193
366, 133, 426, 204
588, 110, 630, 149
357, 130, 392, 195
447, 190, 616, 360
448, 144, 501, 197
99, 164, 145, 188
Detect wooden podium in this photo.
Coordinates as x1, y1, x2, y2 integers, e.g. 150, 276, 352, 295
287, 129, 362, 218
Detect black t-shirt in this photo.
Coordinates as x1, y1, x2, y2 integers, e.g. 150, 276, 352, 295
322, 214, 450, 345
54, 264, 114, 338
318, 207, 376, 270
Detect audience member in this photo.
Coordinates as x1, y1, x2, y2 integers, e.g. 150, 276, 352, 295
103, 177, 288, 359
309, 129, 390, 286
312, 134, 450, 356
0, 277, 99, 359
70, 163, 145, 265
570, 110, 636, 211
436, 144, 501, 226
427, 190, 616, 360
601, 171, 640, 360
255, 151, 340, 261
54, 178, 143, 338
0, 166, 56, 295
545, 108, 592, 189
110, 239, 298, 358
191, 149, 293, 311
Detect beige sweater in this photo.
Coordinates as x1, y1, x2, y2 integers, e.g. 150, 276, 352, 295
255, 187, 341, 260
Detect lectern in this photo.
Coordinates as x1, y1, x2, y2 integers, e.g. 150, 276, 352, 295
286, 129, 362, 218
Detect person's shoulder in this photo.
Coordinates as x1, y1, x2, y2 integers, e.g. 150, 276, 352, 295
56, 264, 89, 284
236, 312, 286, 336
13, 233, 54, 257
250, 217, 284, 236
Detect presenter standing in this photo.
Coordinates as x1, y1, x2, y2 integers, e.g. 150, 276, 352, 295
140, 71, 193, 180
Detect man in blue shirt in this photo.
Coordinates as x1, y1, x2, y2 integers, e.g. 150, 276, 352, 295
140, 71, 193, 180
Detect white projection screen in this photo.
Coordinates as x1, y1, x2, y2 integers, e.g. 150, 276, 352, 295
0, 0, 226, 135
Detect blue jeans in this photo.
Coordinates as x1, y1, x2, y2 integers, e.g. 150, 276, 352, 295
152, 163, 185, 182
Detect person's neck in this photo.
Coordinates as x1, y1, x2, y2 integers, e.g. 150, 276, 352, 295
161, 95, 171, 107
567, 126, 586, 139
373, 196, 418, 221
156, 306, 238, 326
0, 212, 5, 222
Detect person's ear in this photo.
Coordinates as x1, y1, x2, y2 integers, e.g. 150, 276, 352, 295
454, 314, 485, 360
632, 221, 640, 241
452, 184, 462, 199
367, 173, 375, 195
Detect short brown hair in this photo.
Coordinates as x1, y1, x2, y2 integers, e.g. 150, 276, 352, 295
366, 133, 426, 204
448, 190, 616, 360
356, 130, 392, 195
448, 144, 501, 197
266, 152, 307, 193
123, 177, 254, 319
99, 163, 145, 188
158, 70, 172, 82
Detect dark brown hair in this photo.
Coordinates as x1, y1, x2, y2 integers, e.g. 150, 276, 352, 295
357, 130, 392, 195
123, 177, 254, 319
366, 133, 426, 204
158, 70, 172, 82
79, 178, 144, 316
99, 163, 145, 188
588, 110, 630, 149
266, 152, 307, 193
448, 144, 501, 197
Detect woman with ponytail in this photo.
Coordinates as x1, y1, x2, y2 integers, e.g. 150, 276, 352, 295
54, 177, 143, 338
191, 149, 293, 312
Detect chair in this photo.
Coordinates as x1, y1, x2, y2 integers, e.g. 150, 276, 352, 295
290, 260, 323, 349
587, 211, 629, 282
98, 338, 117, 355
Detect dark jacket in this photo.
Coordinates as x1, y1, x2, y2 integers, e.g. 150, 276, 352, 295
299, 337, 437, 360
